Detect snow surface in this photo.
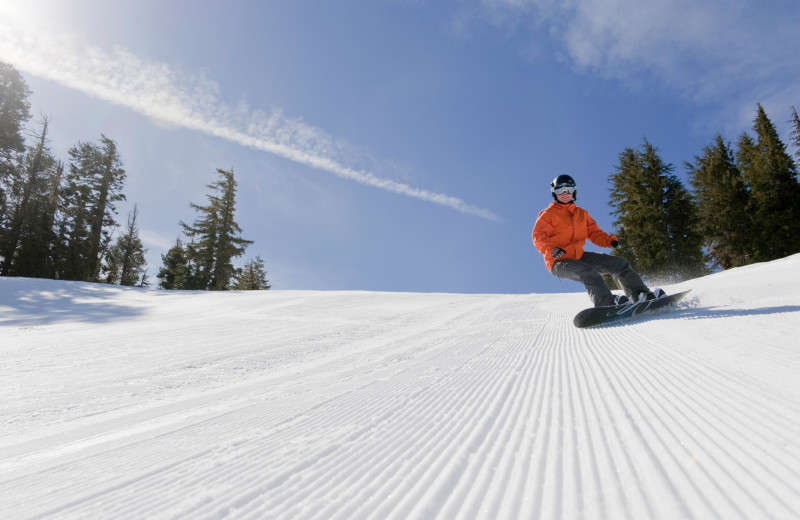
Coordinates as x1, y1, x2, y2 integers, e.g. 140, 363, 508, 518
2, 255, 800, 520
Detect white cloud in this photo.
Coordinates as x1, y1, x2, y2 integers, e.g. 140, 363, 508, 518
477, 0, 800, 115
0, 16, 502, 223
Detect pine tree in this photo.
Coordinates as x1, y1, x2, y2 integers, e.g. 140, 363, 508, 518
610, 140, 706, 281
736, 104, 800, 262
610, 144, 673, 275
233, 256, 271, 290
662, 173, 707, 279
0, 62, 30, 158
0, 62, 33, 252
0, 118, 60, 277
180, 168, 252, 290
790, 107, 800, 165
105, 205, 147, 286
686, 135, 754, 269
53, 165, 92, 281
180, 198, 218, 290
157, 238, 190, 289
59, 135, 126, 281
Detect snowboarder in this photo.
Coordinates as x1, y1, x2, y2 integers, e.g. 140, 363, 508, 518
532, 174, 663, 307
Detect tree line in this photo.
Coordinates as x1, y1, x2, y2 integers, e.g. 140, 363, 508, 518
609, 103, 800, 283
0, 62, 269, 290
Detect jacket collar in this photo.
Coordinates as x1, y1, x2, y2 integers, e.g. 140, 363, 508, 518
550, 201, 577, 213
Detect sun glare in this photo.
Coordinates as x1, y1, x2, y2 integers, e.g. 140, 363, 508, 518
0, 0, 77, 36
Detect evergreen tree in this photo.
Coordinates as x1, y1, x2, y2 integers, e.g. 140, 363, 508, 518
180, 168, 252, 290
610, 147, 658, 269
0, 62, 32, 247
180, 199, 217, 290
790, 107, 800, 164
59, 135, 126, 281
610, 140, 706, 281
0, 118, 61, 277
0, 62, 30, 157
735, 104, 800, 262
157, 238, 190, 289
233, 256, 271, 290
662, 173, 707, 278
53, 164, 92, 281
105, 204, 147, 286
686, 135, 754, 269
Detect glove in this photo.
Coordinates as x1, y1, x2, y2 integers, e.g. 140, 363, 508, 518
551, 247, 566, 259
610, 240, 619, 248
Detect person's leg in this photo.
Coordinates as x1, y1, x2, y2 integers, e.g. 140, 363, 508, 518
552, 258, 616, 307
579, 252, 649, 300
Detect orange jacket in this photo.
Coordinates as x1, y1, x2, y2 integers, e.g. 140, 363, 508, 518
532, 202, 618, 272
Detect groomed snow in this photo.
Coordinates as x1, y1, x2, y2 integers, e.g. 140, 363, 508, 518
2, 255, 800, 519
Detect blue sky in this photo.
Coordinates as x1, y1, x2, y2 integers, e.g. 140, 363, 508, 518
1, 0, 799, 294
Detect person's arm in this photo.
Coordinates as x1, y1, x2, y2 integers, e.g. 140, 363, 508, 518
532, 211, 555, 255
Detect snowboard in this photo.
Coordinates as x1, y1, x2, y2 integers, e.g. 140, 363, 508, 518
573, 289, 691, 328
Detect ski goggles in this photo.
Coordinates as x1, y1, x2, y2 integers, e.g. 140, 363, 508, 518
552, 185, 576, 195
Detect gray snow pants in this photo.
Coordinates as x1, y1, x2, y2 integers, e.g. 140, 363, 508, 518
551, 252, 649, 307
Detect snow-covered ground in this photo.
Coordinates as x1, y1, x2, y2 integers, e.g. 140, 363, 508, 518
2, 255, 800, 520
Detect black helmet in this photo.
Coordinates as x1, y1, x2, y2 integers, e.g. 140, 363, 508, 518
551, 174, 577, 202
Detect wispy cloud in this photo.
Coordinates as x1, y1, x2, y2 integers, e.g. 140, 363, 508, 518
0, 16, 502, 223
476, 0, 800, 127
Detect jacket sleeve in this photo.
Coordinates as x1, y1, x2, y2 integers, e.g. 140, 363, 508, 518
532, 210, 555, 255
586, 213, 618, 248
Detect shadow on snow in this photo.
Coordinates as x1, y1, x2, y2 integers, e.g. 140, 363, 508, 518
0, 278, 147, 326
673, 305, 800, 321
595, 304, 800, 328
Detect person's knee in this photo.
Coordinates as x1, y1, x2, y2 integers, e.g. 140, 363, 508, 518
610, 256, 632, 274
581, 270, 606, 286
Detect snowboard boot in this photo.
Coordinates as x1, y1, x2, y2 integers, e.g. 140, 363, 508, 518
635, 288, 667, 302
613, 294, 631, 306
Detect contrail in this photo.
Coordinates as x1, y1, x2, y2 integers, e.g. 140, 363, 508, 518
0, 20, 502, 223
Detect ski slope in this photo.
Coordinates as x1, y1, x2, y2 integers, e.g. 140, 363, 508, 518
2, 255, 800, 519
